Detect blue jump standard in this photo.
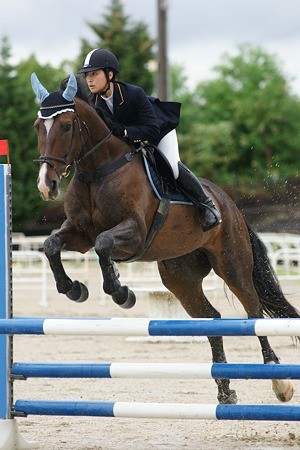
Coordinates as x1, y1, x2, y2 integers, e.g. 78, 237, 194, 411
13, 400, 300, 421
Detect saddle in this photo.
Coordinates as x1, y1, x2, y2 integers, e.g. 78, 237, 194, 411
123, 146, 192, 263
142, 146, 192, 205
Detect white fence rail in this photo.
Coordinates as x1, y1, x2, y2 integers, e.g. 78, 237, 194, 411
12, 232, 300, 308
12, 250, 48, 306
12, 244, 94, 307
259, 233, 300, 280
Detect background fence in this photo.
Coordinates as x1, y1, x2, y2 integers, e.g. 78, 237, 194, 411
12, 232, 300, 308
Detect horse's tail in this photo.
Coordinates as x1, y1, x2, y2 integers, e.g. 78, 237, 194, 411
246, 223, 300, 319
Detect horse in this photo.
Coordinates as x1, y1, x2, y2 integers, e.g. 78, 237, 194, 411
31, 72, 299, 405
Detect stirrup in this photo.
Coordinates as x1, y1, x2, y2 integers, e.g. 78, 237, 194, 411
200, 202, 222, 232
202, 217, 222, 232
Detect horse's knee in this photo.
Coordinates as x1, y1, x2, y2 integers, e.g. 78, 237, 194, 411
95, 231, 114, 259
44, 234, 63, 256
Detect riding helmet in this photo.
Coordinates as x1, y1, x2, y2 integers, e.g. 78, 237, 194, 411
78, 49, 120, 74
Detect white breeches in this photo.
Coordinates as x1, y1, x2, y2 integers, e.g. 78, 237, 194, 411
157, 129, 181, 179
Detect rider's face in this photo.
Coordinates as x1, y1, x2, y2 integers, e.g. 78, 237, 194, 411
85, 70, 108, 94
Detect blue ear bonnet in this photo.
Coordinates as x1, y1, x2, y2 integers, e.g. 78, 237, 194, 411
31, 72, 77, 119
38, 91, 76, 119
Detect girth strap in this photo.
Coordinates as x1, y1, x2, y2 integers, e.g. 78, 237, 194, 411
75, 151, 136, 183
122, 196, 171, 263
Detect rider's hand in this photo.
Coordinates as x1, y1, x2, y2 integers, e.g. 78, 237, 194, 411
94, 109, 127, 138
110, 122, 126, 138
104, 117, 126, 138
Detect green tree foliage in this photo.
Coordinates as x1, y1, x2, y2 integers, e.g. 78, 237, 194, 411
0, 1, 156, 232
180, 122, 236, 184
180, 44, 300, 185
0, 37, 65, 230
2, 13, 300, 232
74, 0, 155, 93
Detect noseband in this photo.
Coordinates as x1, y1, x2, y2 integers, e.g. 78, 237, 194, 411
34, 155, 72, 179
34, 114, 113, 179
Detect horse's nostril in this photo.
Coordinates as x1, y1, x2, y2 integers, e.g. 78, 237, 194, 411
51, 180, 57, 192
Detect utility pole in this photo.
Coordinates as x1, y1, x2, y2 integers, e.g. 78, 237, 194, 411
157, 0, 168, 100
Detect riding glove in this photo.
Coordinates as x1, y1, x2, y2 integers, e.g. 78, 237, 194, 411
107, 119, 126, 138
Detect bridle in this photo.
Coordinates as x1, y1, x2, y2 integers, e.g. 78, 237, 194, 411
34, 112, 113, 179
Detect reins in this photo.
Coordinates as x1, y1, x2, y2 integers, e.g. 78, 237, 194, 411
75, 129, 113, 166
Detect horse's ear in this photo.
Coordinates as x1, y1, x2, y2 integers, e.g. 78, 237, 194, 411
31, 73, 49, 103
63, 72, 77, 101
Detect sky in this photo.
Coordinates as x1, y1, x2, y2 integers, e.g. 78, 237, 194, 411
2, 0, 300, 94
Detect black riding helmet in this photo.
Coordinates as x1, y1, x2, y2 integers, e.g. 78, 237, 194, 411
78, 49, 119, 95
78, 49, 119, 75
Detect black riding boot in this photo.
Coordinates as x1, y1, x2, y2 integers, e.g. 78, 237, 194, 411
177, 162, 222, 232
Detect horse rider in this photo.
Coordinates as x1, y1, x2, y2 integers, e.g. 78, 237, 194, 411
78, 48, 221, 232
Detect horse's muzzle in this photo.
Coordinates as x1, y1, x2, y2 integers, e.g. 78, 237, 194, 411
37, 164, 60, 201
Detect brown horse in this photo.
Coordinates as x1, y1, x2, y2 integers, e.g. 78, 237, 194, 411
31, 73, 299, 405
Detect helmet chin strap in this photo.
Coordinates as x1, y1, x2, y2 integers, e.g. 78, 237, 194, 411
99, 69, 113, 96
99, 83, 110, 96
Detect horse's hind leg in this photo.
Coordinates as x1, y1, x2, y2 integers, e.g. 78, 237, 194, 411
158, 251, 237, 404
224, 288, 293, 402
43, 223, 90, 302
211, 230, 294, 402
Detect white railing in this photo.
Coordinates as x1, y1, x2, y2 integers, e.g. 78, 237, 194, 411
258, 233, 300, 253
12, 250, 48, 307
12, 246, 96, 307
11, 233, 300, 308
269, 249, 300, 280
259, 233, 300, 280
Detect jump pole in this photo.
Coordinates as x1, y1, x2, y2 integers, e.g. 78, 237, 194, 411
0, 317, 300, 336
0, 164, 38, 450
10, 362, 300, 380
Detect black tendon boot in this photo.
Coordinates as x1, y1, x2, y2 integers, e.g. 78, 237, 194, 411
177, 162, 222, 231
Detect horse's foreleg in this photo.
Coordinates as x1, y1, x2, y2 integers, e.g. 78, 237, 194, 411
43, 231, 89, 303
95, 219, 144, 309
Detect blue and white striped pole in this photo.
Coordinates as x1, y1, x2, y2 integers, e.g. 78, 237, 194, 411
11, 362, 300, 380
0, 317, 300, 336
13, 400, 300, 421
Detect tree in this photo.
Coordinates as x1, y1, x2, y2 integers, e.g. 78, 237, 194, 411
197, 45, 300, 181
0, 0, 156, 232
74, 0, 155, 93
177, 44, 300, 186
179, 121, 237, 184
0, 37, 65, 231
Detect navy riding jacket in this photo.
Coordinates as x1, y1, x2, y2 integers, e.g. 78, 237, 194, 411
90, 81, 181, 146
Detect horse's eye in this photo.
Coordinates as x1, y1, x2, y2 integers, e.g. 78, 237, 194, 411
62, 123, 72, 133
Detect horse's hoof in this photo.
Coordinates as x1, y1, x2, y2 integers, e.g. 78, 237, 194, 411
218, 390, 238, 404
66, 280, 89, 302
272, 379, 294, 402
112, 286, 136, 309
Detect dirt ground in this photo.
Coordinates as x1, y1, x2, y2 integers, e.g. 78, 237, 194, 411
11, 267, 300, 450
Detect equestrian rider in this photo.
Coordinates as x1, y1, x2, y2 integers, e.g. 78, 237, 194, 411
79, 48, 221, 232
